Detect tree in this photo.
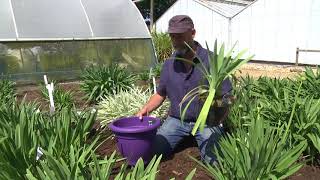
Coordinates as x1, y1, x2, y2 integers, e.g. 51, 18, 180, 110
135, 0, 177, 22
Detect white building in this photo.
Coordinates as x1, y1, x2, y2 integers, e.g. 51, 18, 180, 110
155, 0, 320, 65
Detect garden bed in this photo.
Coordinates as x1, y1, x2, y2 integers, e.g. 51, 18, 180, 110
14, 62, 320, 179
16, 82, 212, 179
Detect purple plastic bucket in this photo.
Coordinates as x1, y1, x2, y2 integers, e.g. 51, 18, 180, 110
109, 116, 161, 166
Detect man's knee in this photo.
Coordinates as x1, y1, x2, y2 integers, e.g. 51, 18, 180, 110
152, 134, 173, 158
199, 126, 225, 164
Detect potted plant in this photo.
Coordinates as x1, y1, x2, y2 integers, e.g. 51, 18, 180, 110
180, 40, 254, 135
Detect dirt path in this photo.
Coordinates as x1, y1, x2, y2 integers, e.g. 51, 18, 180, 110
236, 62, 312, 79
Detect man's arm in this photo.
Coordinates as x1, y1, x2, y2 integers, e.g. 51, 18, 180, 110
136, 93, 166, 119
136, 59, 168, 119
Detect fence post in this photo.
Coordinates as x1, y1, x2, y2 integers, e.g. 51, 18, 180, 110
295, 47, 299, 66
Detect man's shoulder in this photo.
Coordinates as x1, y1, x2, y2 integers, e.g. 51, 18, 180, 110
163, 57, 174, 66
196, 46, 210, 64
163, 53, 176, 66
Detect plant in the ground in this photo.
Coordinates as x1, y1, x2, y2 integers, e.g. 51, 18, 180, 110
229, 74, 320, 163
228, 75, 294, 130
225, 76, 259, 131
0, 97, 172, 179
0, 101, 101, 179
37, 108, 98, 159
26, 144, 100, 179
40, 83, 75, 109
0, 79, 15, 106
227, 74, 305, 131
151, 32, 172, 62
138, 62, 163, 81
26, 152, 164, 180
97, 86, 169, 127
80, 64, 136, 103
193, 105, 307, 180
152, 62, 163, 78
115, 155, 162, 180
236, 67, 320, 101
181, 40, 254, 135
299, 66, 320, 98
290, 96, 320, 163
138, 68, 153, 81
0, 102, 41, 179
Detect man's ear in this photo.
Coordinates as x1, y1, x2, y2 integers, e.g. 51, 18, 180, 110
191, 29, 196, 38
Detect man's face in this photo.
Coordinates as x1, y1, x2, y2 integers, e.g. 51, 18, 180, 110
169, 29, 195, 56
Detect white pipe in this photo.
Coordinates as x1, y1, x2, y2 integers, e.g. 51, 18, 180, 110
79, 0, 94, 37
43, 75, 48, 85
149, 68, 153, 79
152, 77, 156, 94
43, 75, 55, 113
227, 18, 232, 49
8, 0, 19, 39
48, 82, 55, 109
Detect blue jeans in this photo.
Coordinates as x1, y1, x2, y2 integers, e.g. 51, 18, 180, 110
152, 116, 224, 164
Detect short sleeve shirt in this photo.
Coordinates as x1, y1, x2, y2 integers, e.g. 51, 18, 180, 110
157, 41, 232, 121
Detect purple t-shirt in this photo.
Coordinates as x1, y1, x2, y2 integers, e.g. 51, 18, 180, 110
157, 42, 232, 121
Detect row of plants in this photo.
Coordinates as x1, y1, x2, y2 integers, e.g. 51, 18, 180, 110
197, 66, 320, 179
32, 40, 319, 179
164, 38, 320, 179
0, 33, 188, 179
229, 67, 320, 160
2, 36, 318, 179
0, 83, 167, 179
0, 102, 97, 179
0, 65, 184, 179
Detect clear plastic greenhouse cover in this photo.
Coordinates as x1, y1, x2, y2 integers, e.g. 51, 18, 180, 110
0, 0, 150, 40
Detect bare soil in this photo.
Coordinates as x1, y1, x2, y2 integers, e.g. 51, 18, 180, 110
15, 63, 320, 180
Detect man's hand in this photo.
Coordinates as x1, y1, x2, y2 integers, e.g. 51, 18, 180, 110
136, 93, 166, 120
136, 107, 148, 119
213, 95, 236, 107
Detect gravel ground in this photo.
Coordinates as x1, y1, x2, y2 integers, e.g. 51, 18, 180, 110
236, 62, 317, 79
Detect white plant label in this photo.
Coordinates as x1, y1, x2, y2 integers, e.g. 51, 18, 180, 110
36, 146, 44, 161
43, 75, 55, 113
